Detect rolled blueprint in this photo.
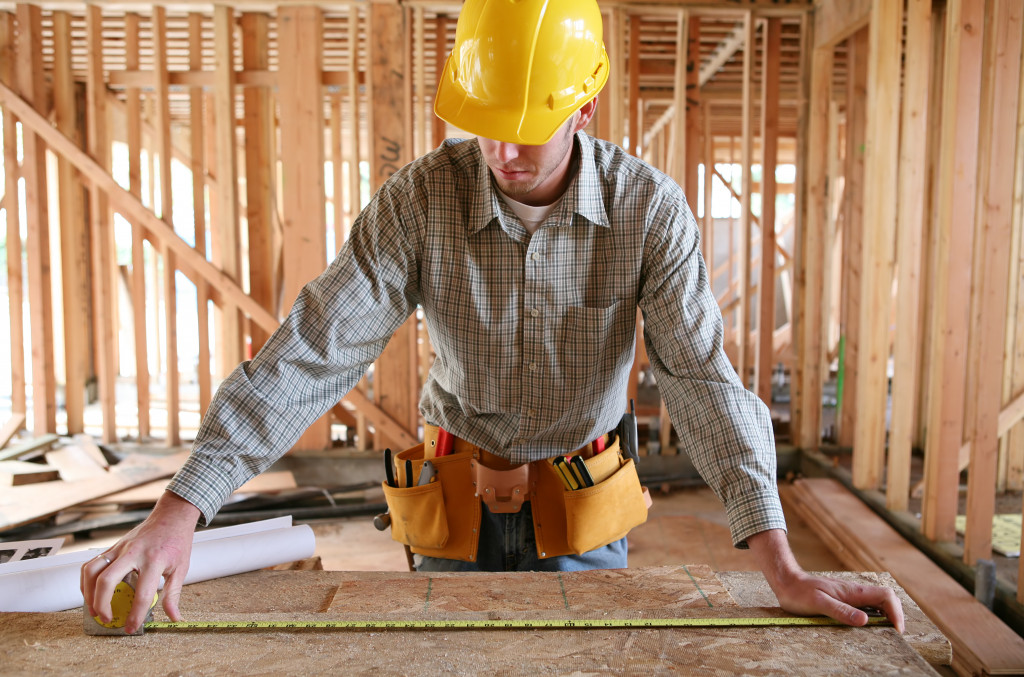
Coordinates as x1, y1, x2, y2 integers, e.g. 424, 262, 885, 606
0, 517, 316, 612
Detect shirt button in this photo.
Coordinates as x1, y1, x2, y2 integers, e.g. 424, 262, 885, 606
529, 362, 537, 372
530, 308, 540, 318
527, 409, 537, 417
531, 251, 542, 261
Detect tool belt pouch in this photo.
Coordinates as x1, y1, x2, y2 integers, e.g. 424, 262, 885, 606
533, 449, 651, 558
380, 443, 481, 562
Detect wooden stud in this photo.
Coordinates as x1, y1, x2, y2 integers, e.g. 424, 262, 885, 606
754, 18, 781, 405
125, 12, 150, 438
851, 0, 903, 490
887, 0, 933, 511
685, 16, 701, 205
85, 5, 117, 443
432, 13, 448, 147
737, 12, 754, 386
1007, 14, 1024, 496
669, 10, 688, 186
793, 45, 831, 452
628, 15, 640, 157
814, 0, 871, 50
413, 6, 426, 157
242, 12, 275, 355
16, 4, 56, 436
837, 28, 868, 449
348, 8, 363, 225
368, 1, 418, 451
1, 12, 25, 423
278, 5, 331, 451
52, 11, 89, 435
922, 0, 986, 543
331, 91, 344, 251
962, 0, 1022, 565
189, 13, 212, 418
213, 5, 242, 374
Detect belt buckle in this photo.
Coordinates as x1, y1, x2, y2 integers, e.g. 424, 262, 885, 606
471, 458, 530, 513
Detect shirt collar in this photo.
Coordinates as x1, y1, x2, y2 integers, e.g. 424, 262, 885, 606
467, 133, 611, 235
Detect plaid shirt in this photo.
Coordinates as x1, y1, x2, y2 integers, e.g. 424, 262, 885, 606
168, 133, 786, 547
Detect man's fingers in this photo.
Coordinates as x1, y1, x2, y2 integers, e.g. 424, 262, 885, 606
125, 568, 162, 634
815, 591, 869, 627
832, 583, 906, 633
161, 568, 187, 622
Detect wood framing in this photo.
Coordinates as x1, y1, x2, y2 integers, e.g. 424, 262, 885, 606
813, 0, 870, 50
851, 0, 902, 490
736, 12, 754, 385
189, 12, 212, 417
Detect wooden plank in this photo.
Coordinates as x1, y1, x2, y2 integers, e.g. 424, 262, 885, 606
837, 28, 867, 448
702, 102, 714, 270
368, 1, 418, 452
242, 12, 275, 355
152, 7, 180, 447
85, 5, 117, 444
431, 11, 448, 146
793, 46, 831, 451
887, 1, 933, 512
1006, 16, 1024, 496
0, 450, 189, 531
44, 445, 108, 481
0, 413, 26, 450
0, 460, 60, 486
71, 433, 109, 469
52, 11, 88, 435
213, 4, 243, 372
330, 92, 344, 250
754, 18, 781, 405
628, 14, 640, 157
17, 4, 56, 436
669, 10, 688, 186
963, 0, 1023, 565
793, 478, 1024, 676
189, 12, 212, 418
736, 12, 754, 385
851, 0, 902, 490
85, 470, 298, 506
814, 0, 871, 50
922, 0, 986, 543
124, 12, 150, 440
277, 5, 331, 452
0, 12, 25, 421
0, 434, 59, 463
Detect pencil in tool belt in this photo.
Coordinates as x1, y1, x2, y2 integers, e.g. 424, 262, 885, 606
569, 456, 595, 487
552, 457, 579, 490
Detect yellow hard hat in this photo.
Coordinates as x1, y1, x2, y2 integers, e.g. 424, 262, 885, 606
434, 0, 609, 145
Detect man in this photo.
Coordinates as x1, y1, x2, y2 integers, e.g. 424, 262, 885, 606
83, 0, 904, 635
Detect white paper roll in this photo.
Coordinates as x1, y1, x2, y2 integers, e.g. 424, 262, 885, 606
0, 517, 316, 613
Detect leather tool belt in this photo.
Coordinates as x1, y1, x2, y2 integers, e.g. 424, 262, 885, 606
380, 424, 652, 563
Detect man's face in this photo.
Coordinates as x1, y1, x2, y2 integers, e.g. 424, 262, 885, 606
477, 115, 578, 207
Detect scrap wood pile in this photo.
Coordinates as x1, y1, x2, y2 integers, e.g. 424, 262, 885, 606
0, 413, 385, 543
781, 477, 1024, 677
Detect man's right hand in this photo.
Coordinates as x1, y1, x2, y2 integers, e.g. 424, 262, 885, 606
80, 491, 201, 634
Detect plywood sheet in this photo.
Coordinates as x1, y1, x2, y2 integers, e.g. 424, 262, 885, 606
0, 568, 939, 675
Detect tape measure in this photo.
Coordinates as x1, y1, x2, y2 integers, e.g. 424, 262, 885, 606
144, 616, 891, 632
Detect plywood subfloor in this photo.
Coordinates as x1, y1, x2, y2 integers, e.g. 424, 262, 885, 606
1, 566, 939, 676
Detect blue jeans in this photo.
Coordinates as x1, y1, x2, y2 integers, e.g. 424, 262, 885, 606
415, 501, 629, 572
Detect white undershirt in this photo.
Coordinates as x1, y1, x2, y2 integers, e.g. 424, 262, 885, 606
498, 191, 559, 235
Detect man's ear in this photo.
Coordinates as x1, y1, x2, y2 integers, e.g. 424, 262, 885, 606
574, 98, 598, 132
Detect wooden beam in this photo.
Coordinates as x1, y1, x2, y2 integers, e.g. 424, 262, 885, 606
17, 4, 56, 435
887, 0, 933, 512
431, 12, 448, 147
242, 12, 275, 355
1008, 23, 1024, 499
701, 103, 714, 269
851, 0, 902, 490
837, 27, 867, 449
813, 0, 871, 50
0, 12, 25, 421
278, 5, 331, 451
213, 5, 242, 373
669, 10, 688, 187
922, 0, 986, 543
189, 12, 212, 418
628, 14, 641, 157
793, 44, 831, 451
962, 0, 1022, 565
368, 1, 418, 451
736, 12, 754, 385
754, 18, 781, 406
699, 22, 744, 88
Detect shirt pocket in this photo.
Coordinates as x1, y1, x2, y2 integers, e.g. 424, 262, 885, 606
554, 300, 632, 393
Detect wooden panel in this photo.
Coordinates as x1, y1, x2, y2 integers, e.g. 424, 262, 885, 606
17, 4, 56, 436
278, 6, 331, 451
1, 12, 25, 421
962, 0, 1023, 565
793, 46, 831, 451
85, 5, 116, 443
755, 18, 781, 405
851, 0, 902, 490
888, 0, 933, 511
837, 28, 867, 448
369, 1, 418, 451
922, 0, 986, 543
52, 11, 89, 435
242, 12, 275, 355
